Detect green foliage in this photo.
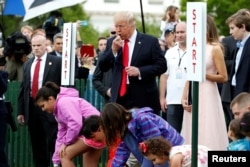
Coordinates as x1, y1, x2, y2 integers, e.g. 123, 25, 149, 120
180, 0, 250, 36
0, 4, 161, 47
136, 14, 161, 38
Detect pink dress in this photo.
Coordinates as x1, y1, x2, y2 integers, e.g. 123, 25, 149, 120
181, 44, 229, 150
169, 145, 210, 167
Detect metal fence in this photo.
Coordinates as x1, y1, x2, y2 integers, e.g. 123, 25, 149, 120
5, 79, 107, 167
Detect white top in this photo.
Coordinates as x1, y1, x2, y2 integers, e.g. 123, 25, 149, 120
31, 53, 47, 90
165, 44, 188, 104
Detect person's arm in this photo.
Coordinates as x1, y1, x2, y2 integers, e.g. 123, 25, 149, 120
92, 62, 110, 98
159, 73, 168, 112
137, 37, 167, 79
160, 20, 166, 31
75, 20, 82, 44
170, 153, 183, 167
181, 81, 192, 112
206, 44, 228, 83
0, 70, 8, 94
112, 142, 131, 167
57, 99, 82, 145
98, 38, 116, 72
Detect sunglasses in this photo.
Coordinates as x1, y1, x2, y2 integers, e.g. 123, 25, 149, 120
110, 31, 116, 35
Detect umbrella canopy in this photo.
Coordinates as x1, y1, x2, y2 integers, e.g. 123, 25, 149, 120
3, 0, 26, 16
3, 0, 85, 21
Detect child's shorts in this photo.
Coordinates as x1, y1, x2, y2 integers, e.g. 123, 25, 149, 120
79, 135, 106, 149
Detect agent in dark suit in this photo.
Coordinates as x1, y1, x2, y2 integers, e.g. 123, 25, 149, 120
226, 10, 250, 99
220, 35, 237, 128
98, 11, 167, 115
17, 33, 62, 167
49, 32, 63, 57
0, 64, 9, 167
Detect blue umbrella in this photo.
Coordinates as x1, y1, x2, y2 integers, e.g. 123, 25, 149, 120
3, 0, 25, 16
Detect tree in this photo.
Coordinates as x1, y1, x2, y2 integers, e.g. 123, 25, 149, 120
0, 4, 161, 47
180, 0, 250, 36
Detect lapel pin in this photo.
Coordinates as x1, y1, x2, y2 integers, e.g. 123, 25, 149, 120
138, 41, 141, 44
49, 62, 52, 65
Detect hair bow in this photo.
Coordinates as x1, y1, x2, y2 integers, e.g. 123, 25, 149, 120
139, 142, 147, 153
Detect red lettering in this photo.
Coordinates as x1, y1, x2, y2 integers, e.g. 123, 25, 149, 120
192, 63, 196, 73
192, 9, 196, 20
64, 70, 67, 79
192, 37, 197, 47
65, 38, 68, 48
64, 60, 67, 68
192, 9, 197, 33
65, 50, 68, 58
192, 22, 196, 33
192, 49, 196, 60
66, 28, 68, 36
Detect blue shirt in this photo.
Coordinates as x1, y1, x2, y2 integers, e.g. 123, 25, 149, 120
227, 137, 250, 151
112, 107, 184, 166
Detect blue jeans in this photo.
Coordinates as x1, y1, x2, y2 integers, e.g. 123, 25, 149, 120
142, 158, 168, 167
166, 104, 184, 133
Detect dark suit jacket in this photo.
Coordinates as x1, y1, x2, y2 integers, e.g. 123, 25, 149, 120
17, 54, 62, 123
49, 51, 61, 57
222, 36, 237, 75
92, 59, 113, 103
98, 31, 167, 112
0, 71, 8, 114
221, 36, 237, 102
230, 36, 250, 98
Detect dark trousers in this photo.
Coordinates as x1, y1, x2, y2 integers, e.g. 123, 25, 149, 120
166, 104, 184, 133
117, 85, 161, 115
222, 101, 234, 129
28, 100, 58, 167
0, 107, 9, 167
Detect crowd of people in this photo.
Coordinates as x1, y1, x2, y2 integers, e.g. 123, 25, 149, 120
1, 5, 250, 167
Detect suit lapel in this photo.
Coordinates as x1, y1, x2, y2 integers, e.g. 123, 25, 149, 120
42, 55, 51, 84
238, 37, 250, 67
27, 57, 35, 87
130, 33, 143, 65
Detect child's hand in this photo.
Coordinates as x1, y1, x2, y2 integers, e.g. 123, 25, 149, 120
59, 144, 67, 158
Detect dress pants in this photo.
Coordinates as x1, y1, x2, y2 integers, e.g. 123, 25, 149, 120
28, 99, 58, 167
166, 104, 184, 133
0, 104, 9, 167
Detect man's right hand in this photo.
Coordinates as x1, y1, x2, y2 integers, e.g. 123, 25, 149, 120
111, 35, 123, 54
17, 115, 25, 125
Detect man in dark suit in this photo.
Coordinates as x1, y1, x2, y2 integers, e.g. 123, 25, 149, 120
226, 10, 250, 99
49, 32, 63, 57
0, 61, 9, 167
98, 11, 167, 115
220, 35, 237, 128
17, 33, 62, 167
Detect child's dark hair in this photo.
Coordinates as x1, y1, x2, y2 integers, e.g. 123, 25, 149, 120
100, 102, 132, 147
139, 137, 172, 157
35, 81, 60, 103
229, 119, 245, 139
81, 115, 101, 138
240, 112, 250, 136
